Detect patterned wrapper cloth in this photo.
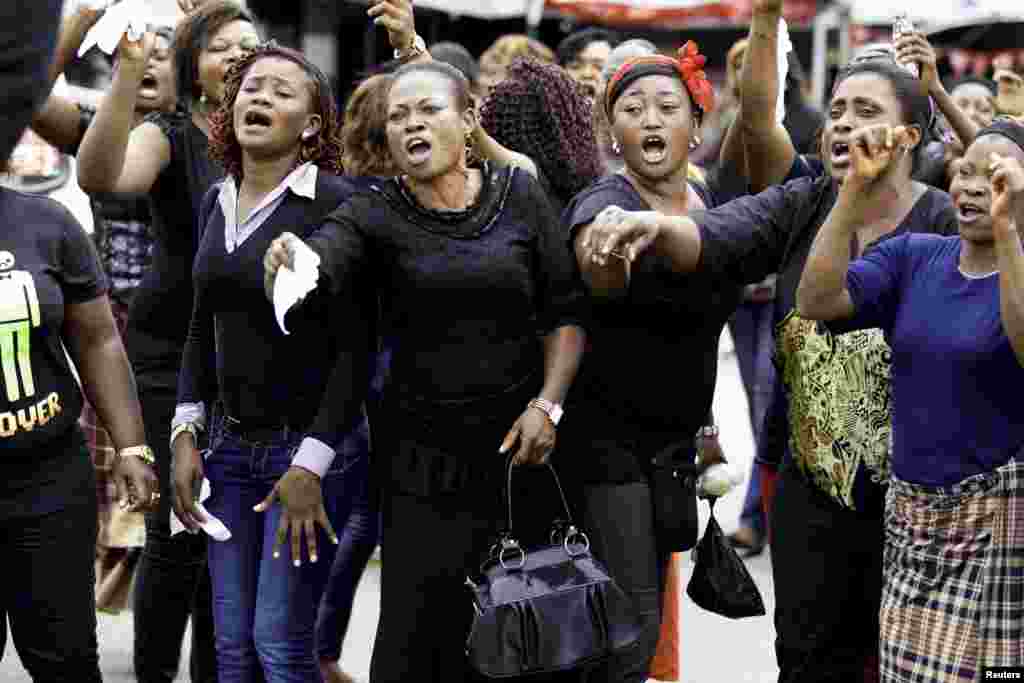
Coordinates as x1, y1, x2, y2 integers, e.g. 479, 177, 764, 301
80, 299, 145, 613
880, 457, 1024, 682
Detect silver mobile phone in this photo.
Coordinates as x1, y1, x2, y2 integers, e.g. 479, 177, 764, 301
893, 13, 919, 78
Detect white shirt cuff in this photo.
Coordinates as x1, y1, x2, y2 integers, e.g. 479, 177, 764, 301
172, 402, 206, 431
291, 437, 337, 478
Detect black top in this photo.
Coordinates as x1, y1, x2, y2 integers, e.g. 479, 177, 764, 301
0, 187, 107, 519
306, 164, 586, 495
697, 174, 956, 513
559, 172, 743, 483
177, 171, 374, 436
128, 111, 221, 369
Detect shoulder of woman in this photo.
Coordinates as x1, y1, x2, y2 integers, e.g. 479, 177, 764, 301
141, 109, 188, 140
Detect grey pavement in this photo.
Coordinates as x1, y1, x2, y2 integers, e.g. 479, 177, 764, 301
1, 333, 778, 682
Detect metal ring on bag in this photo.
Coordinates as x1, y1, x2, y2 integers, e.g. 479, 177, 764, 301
564, 528, 590, 558
498, 540, 527, 571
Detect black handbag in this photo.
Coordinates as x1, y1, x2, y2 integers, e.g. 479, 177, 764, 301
465, 459, 643, 678
649, 442, 701, 552
686, 499, 766, 619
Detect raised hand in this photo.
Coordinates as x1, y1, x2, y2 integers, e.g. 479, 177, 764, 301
751, 0, 783, 15
990, 152, 1024, 236
367, 0, 416, 51
894, 31, 938, 94
848, 124, 911, 186
116, 28, 156, 73
177, 0, 208, 14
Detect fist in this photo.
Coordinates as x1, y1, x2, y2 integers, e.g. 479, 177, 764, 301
849, 124, 913, 184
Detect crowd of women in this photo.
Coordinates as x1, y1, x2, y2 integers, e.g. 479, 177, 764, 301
1, 0, 1022, 681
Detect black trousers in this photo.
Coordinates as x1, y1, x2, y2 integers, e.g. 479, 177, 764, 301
0, 445, 102, 682
574, 481, 668, 683
771, 464, 884, 683
132, 386, 218, 683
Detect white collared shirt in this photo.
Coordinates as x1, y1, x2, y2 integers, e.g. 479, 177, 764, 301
218, 161, 318, 254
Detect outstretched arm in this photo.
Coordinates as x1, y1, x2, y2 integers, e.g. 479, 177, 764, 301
990, 154, 1024, 365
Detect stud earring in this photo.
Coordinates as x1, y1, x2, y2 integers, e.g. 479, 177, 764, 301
199, 92, 207, 106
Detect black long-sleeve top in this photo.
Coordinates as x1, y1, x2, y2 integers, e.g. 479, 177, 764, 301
176, 171, 374, 437
303, 163, 586, 495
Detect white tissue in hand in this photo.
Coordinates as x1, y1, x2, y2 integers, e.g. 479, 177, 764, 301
273, 241, 321, 335
78, 0, 151, 57
170, 478, 232, 541
776, 17, 794, 125
698, 463, 743, 498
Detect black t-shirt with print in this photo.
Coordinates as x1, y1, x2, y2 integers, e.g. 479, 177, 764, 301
0, 187, 107, 518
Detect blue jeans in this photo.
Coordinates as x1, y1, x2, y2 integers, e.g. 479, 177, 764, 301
314, 440, 379, 660
204, 423, 346, 683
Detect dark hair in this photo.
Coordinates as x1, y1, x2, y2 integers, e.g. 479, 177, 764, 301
389, 61, 473, 112
208, 43, 344, 180
341, 74, 398, 176
945, 76, 997, 98
556, 28, 620, 67
429, 42, 479, 87
172, 0, 255, 107
975, 117, 1024, 153
480, 59, 602, 205
831, 58, 935, 172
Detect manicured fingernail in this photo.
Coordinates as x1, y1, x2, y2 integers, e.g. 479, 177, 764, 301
311, 555, 318, 563
294, 560, 301, 567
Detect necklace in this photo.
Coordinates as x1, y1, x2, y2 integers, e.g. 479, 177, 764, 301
958, 266, 999, 279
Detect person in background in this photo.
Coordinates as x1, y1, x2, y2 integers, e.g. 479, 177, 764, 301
478, 34, 555, 95
479, 58, 604, 211
76, 3, 260, 681
947, 77, 997, 131
556, 27, 621, 102
0, 171, 158, 682
795, 116, 1024, 683
995, 64, 1023, 119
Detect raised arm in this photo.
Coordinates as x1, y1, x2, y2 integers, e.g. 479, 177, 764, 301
990, 153, 1024, 365
471, 125, 539, 179
77, 32, 169, 195
797, 124, 910, 320
895, 31, 979, 149
738, 0, 798, 192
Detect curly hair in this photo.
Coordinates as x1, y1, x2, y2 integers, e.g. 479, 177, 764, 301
341, 74, 398, 177
172, 0, 254, 107
208, 42, 344, 181
480, 59, 602, 205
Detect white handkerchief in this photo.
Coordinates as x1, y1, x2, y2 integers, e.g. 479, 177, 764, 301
170, 478, 232, 542
273, 241, 321, 335
776, 17, 794, 125
79, 0, 151, 57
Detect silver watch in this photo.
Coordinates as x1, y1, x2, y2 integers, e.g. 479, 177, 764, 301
696, 424, 719, 439
394, 34, 426, 61
529, 398, 564, 426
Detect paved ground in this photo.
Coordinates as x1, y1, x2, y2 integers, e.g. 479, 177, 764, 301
1, 332, 778, 682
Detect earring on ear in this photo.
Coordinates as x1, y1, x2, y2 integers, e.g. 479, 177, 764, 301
611, 138, 621, 155
199, 92, 208, 106
689, 135, 702, 151
302, 130, 315, 141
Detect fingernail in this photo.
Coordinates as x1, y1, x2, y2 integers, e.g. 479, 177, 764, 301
273, 551, 280, 559
294, 560, 301, 567
331, 536, 339, 545
311, 555, 318, 563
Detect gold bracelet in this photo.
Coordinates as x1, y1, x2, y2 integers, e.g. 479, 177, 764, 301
169, 422, 199, 452
118, 445, 156, 466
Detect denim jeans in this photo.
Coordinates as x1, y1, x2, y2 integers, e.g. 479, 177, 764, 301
0, 441, 102, 683
314, 446, 379, 660
204, 421, 346, 683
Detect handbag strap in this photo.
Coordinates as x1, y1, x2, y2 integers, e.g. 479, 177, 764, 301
504, 456, 574, 535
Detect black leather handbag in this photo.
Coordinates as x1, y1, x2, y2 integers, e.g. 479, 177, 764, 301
465, 459, 643, 678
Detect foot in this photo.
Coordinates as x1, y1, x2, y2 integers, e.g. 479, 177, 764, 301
320, 659, 357, 683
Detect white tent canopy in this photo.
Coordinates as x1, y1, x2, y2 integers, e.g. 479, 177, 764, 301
844, 0, 1022, 27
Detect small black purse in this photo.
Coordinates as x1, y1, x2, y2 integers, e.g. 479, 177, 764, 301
465, 459, 643, 678
648, 442, 701, 552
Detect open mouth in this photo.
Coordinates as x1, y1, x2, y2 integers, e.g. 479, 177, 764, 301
138, 73, 159, 95
956, 201, 987, 223
831, 141, 851, 166
243, 110, 273, 128
640, 135, 668, 164
404, 137, 432, 165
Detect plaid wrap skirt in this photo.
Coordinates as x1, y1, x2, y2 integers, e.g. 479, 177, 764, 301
880, 458, 1024, 682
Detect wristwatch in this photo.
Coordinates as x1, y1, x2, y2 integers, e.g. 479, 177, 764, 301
394, 34, 426, 61
696, 425, 719, 439
118, 445, 156, 466
529, 398, 564, 427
